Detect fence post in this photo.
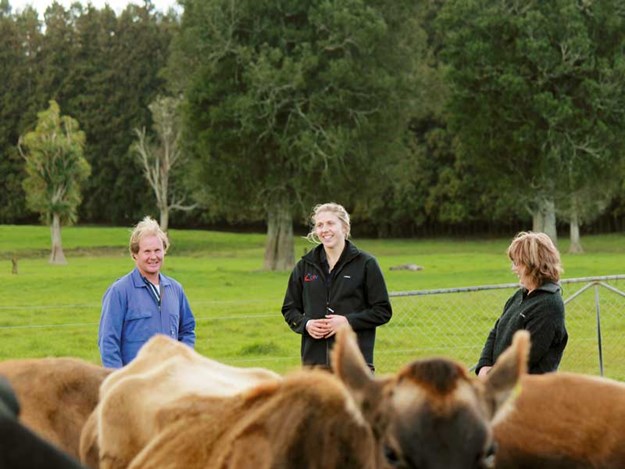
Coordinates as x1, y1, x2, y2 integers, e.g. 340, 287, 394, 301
594, 284, 604, 376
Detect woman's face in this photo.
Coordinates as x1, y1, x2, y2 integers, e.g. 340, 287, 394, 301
511, 260, 532, 289
314, 211, 347, 250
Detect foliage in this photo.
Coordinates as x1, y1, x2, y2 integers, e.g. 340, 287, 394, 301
0, 2, 176, 226
0, 4, 42, 223
4, 1, 625, 237
169, 0, 427, 268
68, 3, 177, 225
20, 100, 90, 226
132, 95, 196, 231
437, 0, 625, 230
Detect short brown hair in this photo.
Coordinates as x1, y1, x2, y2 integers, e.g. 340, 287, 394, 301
507, 231, 562, 285
129, 216, 169, 257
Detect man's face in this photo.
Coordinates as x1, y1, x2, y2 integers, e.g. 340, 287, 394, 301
133, 234, 164, 279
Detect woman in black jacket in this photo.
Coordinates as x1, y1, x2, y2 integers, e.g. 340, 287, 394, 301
281, 202, 392, 372
476, 231, 568, 376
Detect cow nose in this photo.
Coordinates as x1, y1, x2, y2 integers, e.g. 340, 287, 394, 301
481, 441, 497, 468
383, 444, 401, 467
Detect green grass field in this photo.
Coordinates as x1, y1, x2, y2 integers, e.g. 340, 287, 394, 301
1, 224, 625, 377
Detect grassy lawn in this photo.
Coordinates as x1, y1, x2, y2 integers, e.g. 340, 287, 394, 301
1, 224, 625, 378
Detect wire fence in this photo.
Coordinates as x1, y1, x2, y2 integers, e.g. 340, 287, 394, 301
1, 275, 624, 378
377, 275, 625, 379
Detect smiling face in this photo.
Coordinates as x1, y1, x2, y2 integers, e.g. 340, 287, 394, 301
133, 234, 164, 283
314, 211, 347, 252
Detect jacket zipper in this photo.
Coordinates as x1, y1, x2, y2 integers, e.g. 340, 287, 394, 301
308, 248, 356, 368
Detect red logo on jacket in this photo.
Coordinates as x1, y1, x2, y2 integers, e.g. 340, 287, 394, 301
304, 273, 318, 282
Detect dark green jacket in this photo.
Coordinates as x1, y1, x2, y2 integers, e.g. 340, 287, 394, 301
281, 241, 392, 370
476, 282, 568, 374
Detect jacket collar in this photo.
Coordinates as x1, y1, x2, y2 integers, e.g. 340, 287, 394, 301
130, 267, 171, 288
303, 239, 359, 267
538, 281, 561, 293
524, 281, 560, 295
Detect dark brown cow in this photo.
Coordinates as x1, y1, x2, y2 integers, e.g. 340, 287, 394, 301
0, 357, 111, 459
331, 328, 529, 469
494, 371, 625, 468
86, 327, 528, 469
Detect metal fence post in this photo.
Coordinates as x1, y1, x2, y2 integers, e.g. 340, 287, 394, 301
594, 284, 604, 376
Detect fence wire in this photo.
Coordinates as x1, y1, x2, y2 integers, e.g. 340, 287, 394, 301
2, 275, 624, 378
378, 275, 625, 379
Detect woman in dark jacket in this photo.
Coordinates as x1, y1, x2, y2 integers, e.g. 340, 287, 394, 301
476, 231, 568, 376
281, 202, 392, 372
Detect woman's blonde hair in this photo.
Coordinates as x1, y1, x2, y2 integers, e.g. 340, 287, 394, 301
305, 202, 351, 244
129, 216, 169, 257
507, 231, 562, 285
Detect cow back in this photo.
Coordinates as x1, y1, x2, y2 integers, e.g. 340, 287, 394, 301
494, 372, 625, 468
0, 357, 111, 459
88, 335, 281, 469
128, 370, 379, 469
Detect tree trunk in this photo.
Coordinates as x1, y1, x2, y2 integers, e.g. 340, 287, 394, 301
532, 210, 544, 233
569, 207, 584, 253
49, 213, 67, 264
542, 198, 558, 245
160, 208, 169, 233
263, 200, 294, 271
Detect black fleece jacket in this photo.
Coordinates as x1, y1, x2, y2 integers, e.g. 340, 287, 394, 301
281, 241, 392, 370
476, 282, 568, 375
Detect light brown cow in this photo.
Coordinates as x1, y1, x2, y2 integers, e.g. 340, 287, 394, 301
0, 357, 111, 459
87, 327, 529, 469
80, 334, 281, 469
493, 371, 625, 468
129, 368, 380, 469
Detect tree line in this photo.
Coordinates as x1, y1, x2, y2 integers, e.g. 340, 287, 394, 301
3, 0, 625, 268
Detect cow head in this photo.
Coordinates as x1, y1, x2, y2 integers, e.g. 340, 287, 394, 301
332, 327, 529, 469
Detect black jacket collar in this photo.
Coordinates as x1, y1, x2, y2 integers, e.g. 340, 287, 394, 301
303, 239, 359, 268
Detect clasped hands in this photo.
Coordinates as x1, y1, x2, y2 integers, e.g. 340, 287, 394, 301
306, 314, 348, 339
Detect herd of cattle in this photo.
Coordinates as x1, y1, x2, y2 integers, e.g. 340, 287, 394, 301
1, 326, 625, 468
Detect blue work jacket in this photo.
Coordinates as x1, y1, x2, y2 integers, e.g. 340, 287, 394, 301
98, 268, 196, 368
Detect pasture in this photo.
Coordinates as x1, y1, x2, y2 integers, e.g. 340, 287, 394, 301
1, 224, 625, 375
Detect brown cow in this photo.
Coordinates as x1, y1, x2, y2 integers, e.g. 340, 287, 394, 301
128, 368, 380, 469
331, 327, 529, 469
80, 334, 282, 469
0, 357, 111, 459
0, 375, 87, 469
493, 371, 625, 468
87, 327, 528, 469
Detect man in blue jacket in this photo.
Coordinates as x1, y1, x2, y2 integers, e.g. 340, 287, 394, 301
98, 216, 196, 368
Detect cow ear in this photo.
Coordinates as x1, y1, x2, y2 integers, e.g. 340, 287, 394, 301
482, 330, 530, 422
331, 325, 372, 392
